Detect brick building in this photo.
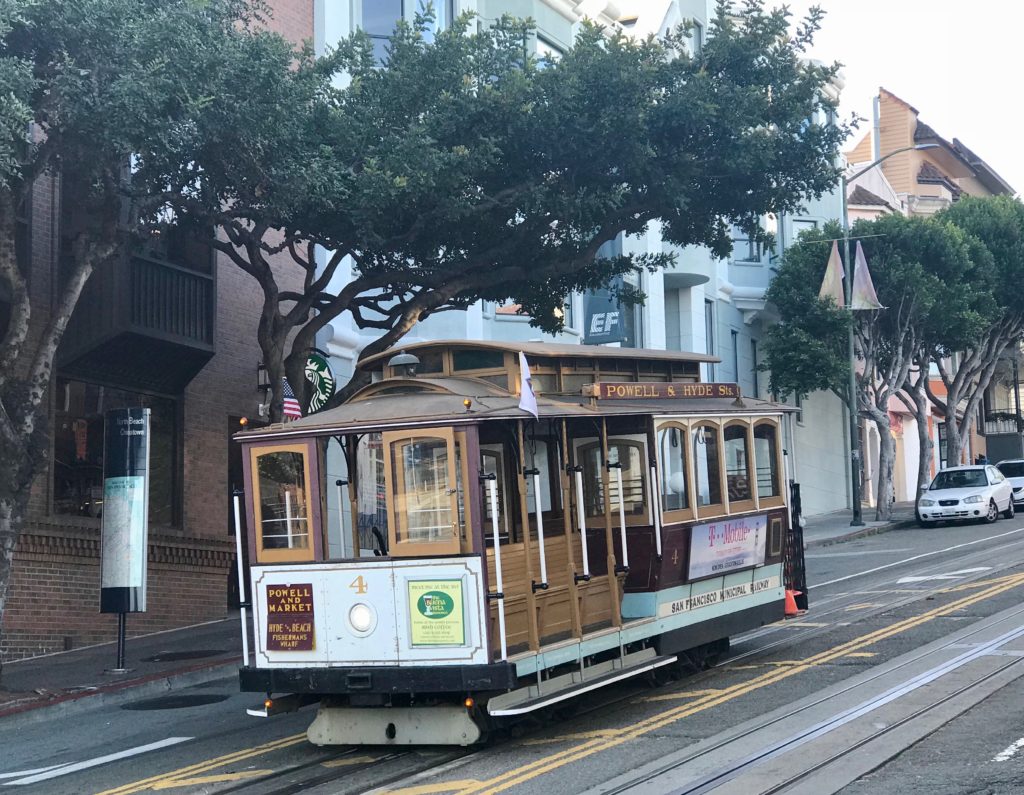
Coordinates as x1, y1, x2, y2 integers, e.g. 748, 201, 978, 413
1, 0, 314, 661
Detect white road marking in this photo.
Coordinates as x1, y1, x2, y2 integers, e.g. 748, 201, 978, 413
805, 549, 914, 558
811, 528, 1024, 588
3, 737, 192, 786
993, 736, 1024, 762
0, 765, 69, 781
897, 567, 992, 584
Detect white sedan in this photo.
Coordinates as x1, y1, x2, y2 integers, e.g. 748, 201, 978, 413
917, 465, 1014, 526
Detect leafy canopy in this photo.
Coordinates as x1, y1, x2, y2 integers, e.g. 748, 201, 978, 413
134, 0, 854, 415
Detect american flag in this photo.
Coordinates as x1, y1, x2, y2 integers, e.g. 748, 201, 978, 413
282, 378, 302, 420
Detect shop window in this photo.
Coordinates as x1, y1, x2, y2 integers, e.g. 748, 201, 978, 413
692, 424, 723, 510
253, 447, 311, 558
723, 424, 752, 502
657, 425, 689, 513
754, 422, 781, 499
52, 378, 178, 525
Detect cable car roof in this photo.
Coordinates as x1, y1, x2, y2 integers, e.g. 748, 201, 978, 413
238, 376, 791, 442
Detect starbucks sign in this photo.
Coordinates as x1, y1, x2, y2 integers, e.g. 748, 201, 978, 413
304, 352, 336, 413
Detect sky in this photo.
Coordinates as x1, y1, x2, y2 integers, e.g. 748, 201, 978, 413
778, 0, 1024, 194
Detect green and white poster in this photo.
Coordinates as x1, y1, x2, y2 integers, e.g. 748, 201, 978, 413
408, 579, 465, 646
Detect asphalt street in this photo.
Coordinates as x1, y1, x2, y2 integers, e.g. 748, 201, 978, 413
3, 520, 1024, 794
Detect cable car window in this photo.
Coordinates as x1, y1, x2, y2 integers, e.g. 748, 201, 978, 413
724, 424, 752, 502
453, 349, 505, 370
754, 422, 781, 498
657, 425, 689, 512
480, 446, 510, 543
692, 424, 723, 509
355, 433, 388, 555
251, 445, 314, 562
383, 430, 461, 555
580, 440, 647, 518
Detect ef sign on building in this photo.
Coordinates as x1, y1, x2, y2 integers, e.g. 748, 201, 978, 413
100, 408, 151, 613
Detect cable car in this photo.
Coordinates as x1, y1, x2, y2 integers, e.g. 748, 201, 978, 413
233, 341, 806, 746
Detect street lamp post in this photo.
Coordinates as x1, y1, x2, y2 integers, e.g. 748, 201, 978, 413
840, 142, 938, 526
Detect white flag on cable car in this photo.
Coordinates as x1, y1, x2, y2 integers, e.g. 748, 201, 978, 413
518, 352, 539, 419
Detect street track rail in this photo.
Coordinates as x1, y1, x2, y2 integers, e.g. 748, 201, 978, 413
597, 603, 1024, 795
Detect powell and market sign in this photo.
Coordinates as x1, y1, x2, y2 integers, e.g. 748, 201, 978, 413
583, 382, 741, 400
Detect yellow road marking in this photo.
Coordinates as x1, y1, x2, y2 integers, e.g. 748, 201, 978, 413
523, 730, 619, 746
401, 572, 1024, 795
94, 733, 307, 795
845, 652, 877, 658
641, 688, 724, 703
321, 754, 379, 768
382, 780, 481, 795
151, 770, 272, 789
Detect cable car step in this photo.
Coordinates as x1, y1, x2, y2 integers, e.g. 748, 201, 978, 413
487, 651, 677, 717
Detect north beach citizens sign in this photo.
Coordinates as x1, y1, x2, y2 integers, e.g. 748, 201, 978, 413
100, 408, 151, 613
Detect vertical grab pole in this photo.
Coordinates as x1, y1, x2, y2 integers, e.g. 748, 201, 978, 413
335, 479, 347, 556
232, 493, 250, 666
572, 468, 591, 581
532, 472, 549, 588
610, 464, 629, 573
486, 476, 507, 661
649, 465, 663, 558
285, 490, 294, 549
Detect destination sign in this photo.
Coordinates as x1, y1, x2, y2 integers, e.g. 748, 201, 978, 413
585, 382, 741, 400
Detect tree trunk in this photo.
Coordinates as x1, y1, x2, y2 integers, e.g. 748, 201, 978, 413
900, 367, 935, 502
0, 491, 29, 681
865, 408, 895, 521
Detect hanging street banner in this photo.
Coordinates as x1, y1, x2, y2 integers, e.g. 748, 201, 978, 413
304, 352, 336, 413
688, 513, 768, 580
584, 382, 741, 400
100, 408, 151, 613
408, 579, 466, 646
265, 584, 316, 651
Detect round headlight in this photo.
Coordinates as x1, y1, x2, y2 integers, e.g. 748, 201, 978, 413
349, 603, 374, 633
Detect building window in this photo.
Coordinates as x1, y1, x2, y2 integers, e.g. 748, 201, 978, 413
704, 300, 715, 381
52, 378, 179, 526
795, 393, 804, 425
751, 339, 759, 398
791, 218, 819, 240
730, 224, 763, 263
731, 329, 740, 382
362, 0, 403, 63
535, 36, 563, 67
690, 21, 703, 55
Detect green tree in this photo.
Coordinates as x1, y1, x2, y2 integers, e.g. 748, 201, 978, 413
927, 196, 1024, 468
0, 0, 268, 671
763, 215, 985, 519
139, 2, 852, 421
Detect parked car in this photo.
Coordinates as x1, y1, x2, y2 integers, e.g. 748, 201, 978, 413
916, 465, 1014, 527
996, 459, 1024, 508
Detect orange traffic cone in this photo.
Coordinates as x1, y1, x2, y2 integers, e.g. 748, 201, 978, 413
784, 589, 802, 617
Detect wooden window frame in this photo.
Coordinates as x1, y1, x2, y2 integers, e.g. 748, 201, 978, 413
753, 419, 786, 509
691, 420, 727, 519
655, 420, 696, 525
247, 441, 320, 564
575, 435, 650, 528
382, 428, 463, 557
723, 420, 756, 514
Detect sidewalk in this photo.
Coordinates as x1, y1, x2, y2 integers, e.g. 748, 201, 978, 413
802, 501, 917, 549
0, 613, 248, 725
0, 506, 916, 726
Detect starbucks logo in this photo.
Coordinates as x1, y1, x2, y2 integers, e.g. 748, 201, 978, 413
304, 353, 336, 414
417, 591, 454, 619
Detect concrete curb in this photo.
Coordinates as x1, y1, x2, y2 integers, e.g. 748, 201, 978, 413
0, 656, 241, 728
805, 518, 917, 549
